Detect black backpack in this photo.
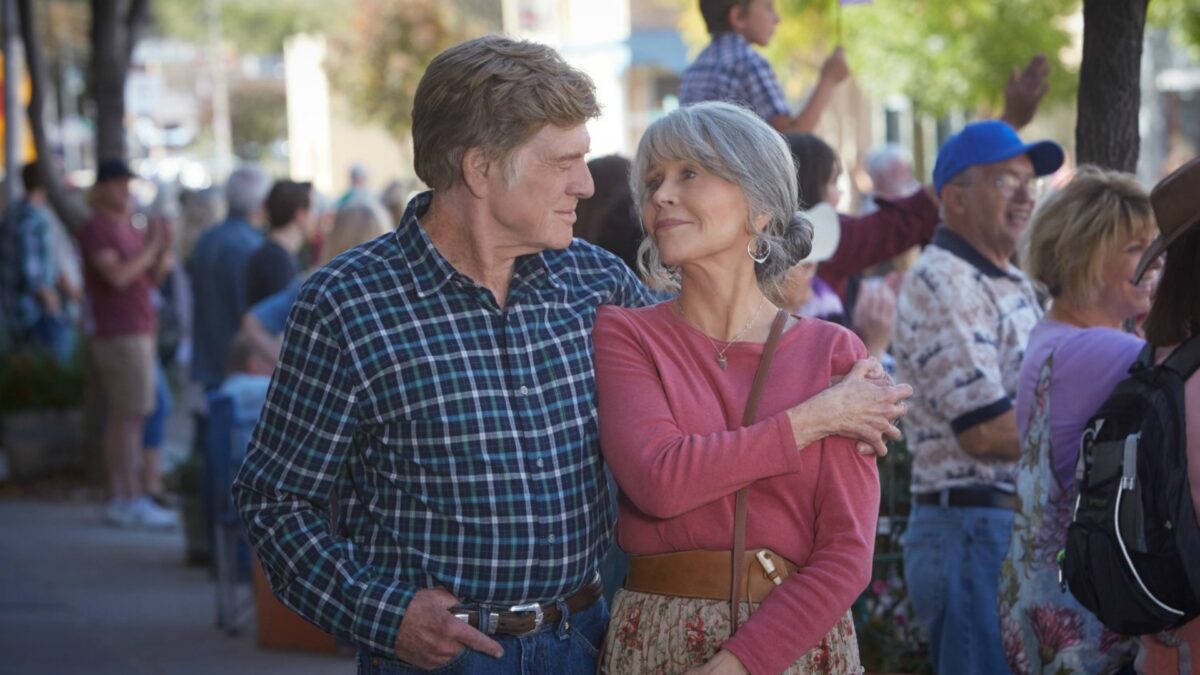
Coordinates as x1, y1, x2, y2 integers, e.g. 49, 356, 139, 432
1062, 336, 1200, 636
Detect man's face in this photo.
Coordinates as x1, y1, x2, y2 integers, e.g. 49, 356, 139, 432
96, 178, 132, 216
875, 159, 917, 200
734, 0, 779, 46
483, 123, 594, 254
946, 153, 1037, 264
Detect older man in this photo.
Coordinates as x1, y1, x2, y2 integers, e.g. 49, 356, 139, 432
188, 165, 271, 391
892, 120, 1064, 674
233, 36, 654, 674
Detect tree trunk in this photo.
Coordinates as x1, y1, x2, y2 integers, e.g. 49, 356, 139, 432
89, 0, 149, 162
1076, 0, 1148, 172
17, 0, 89, 232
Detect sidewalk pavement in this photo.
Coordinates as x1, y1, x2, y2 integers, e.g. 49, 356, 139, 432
0, 498, 353, 675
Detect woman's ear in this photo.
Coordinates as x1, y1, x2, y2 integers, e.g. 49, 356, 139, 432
751, 211, 772, 234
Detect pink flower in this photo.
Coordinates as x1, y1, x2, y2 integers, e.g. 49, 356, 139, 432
1033, 486, 1076, 565
871, 579, 889, 596
1028, 605, 1084, 664
685, 613, 708, 656
1001, 614, 1031, 675
617, 600, 643, 651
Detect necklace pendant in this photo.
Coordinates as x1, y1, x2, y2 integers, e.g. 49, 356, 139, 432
717, 355, 728, 370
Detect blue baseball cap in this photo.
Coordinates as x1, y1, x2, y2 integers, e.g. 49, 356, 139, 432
932, 120, 1064, 196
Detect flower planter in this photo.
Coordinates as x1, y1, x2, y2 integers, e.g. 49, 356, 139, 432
0, 407, 85, 481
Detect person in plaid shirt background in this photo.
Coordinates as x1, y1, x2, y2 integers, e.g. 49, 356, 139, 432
679, 0, 850, 134
233, 36, 655, 675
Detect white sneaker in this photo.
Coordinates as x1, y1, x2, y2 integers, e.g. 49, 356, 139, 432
104, 500, 139, 528
131, 496, 179, 529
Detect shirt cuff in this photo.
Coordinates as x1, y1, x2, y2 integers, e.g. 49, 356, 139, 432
769, 411, 805, 473
354, 578, 416, 656
950, 397, 1013, 435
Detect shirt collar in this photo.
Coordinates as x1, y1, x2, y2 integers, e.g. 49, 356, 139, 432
931, 225, 1022, 280
396, 191, 565, 299
712, 31, 748, 50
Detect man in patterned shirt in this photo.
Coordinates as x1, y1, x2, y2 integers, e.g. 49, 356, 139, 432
233, 36, 654, 674
892, 120, 1063, 674
679, 0, 849, 133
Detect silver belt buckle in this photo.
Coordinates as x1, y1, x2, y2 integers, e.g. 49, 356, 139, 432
508, 602, 544, 636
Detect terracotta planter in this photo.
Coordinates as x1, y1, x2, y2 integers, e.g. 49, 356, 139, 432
0, 407, 84, 481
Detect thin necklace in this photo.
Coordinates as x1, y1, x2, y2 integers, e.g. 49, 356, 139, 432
674, 296, 766, 370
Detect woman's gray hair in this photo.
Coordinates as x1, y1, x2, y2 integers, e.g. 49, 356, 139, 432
630, 101, 812, 294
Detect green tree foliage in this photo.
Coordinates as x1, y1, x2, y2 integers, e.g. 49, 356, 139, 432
678, 0, 1080, 118
1150, 0, 1200, 60
150, 0, 343, 55
326, 0, 492, 140
229, 81, 286, 159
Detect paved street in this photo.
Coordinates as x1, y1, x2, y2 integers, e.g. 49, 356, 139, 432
0, 498, 353, 675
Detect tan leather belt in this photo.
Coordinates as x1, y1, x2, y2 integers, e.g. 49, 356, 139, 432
626, 549, 800, 602
452, 577, 602, 636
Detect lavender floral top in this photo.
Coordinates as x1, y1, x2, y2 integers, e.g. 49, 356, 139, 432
1015, 319, 1142, 490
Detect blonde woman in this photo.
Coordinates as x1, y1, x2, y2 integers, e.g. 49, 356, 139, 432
999, 166, 1160, 673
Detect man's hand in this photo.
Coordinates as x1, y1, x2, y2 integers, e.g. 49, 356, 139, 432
393, 588, 503, 669
1000, 54, 1050, 130
819, 46, 851, 86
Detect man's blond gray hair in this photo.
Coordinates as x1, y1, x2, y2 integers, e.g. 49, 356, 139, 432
412, 35, 600, 191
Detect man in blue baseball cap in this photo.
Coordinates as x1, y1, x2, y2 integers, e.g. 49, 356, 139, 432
892, 120, 1064, 674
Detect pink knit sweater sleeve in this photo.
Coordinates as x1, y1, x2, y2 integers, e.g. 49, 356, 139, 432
593, 307, 805, 518
722, 435, 881, 674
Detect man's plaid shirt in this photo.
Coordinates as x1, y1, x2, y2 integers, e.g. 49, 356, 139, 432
233, 191, 654, 655
679, 31, 790, 122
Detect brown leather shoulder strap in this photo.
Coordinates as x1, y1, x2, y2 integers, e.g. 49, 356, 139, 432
730, 309, 789, 634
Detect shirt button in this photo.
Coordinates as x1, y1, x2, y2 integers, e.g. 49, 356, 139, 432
536, 459, 544, 468
547, 534, 556, 543
519, 386, 529, 396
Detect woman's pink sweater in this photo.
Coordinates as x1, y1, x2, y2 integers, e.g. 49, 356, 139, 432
594, 303, 880, 675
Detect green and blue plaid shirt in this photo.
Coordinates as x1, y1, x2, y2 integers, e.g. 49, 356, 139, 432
233, 191, 654, 655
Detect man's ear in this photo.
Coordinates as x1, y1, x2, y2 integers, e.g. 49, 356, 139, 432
728, 3, 747, 32
461, 147, 491, 199
941, 184, 967, 219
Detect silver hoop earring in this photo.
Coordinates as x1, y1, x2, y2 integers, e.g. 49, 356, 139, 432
746, 237, 771, 264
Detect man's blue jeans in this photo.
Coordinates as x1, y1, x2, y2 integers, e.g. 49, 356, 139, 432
902, 503, 1013, 675
357, 596, 608, 675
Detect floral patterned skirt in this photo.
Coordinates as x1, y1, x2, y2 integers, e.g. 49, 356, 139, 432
601, 588, 862, 675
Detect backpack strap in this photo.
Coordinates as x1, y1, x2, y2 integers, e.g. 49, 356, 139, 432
1161, 333, 1200, 380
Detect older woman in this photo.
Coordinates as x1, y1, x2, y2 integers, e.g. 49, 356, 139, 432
594, 102, 911, 674
998, 167, 1158, 673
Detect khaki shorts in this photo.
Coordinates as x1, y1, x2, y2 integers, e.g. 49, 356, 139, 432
90, 335, 156, 416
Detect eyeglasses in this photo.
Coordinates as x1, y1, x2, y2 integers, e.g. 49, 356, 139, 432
951, 171, 1044, 199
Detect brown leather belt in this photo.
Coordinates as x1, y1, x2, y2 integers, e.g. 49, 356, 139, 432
626, 549, 800, 602
452, 577, 602, 636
